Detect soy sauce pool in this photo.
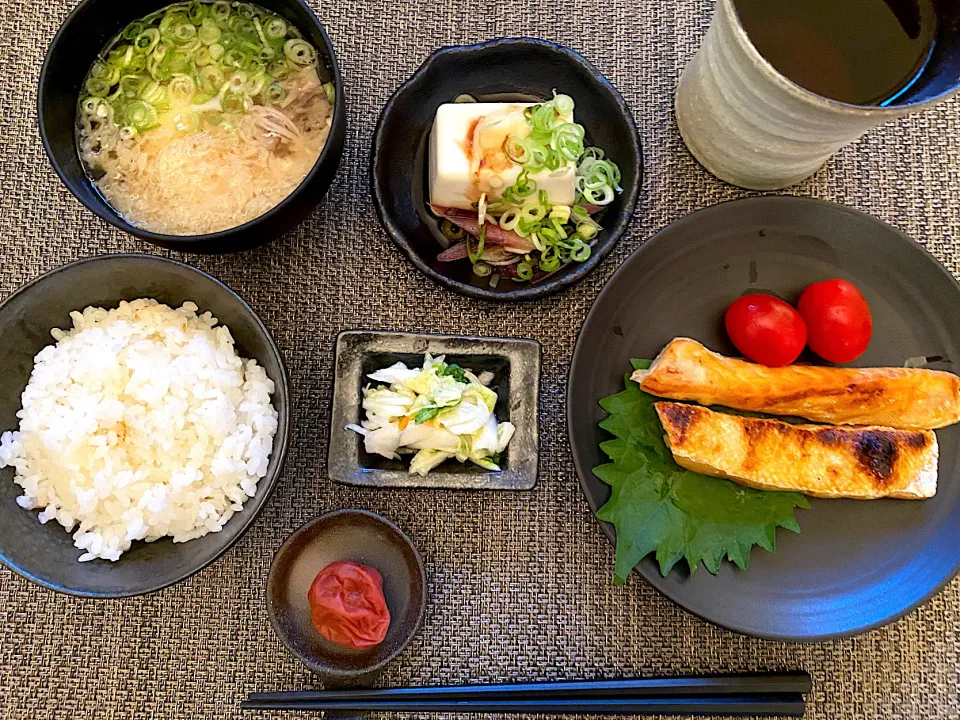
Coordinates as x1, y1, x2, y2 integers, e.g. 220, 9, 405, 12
734, 0, 938, 106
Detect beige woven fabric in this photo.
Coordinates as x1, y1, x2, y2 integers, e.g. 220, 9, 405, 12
2, 0, 960, 718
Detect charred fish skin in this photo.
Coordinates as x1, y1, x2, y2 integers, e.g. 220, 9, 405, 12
654, 402, 938, 500
634, 338, 960, 430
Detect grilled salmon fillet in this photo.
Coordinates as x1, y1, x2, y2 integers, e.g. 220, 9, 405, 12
633, 338, 960, 430
655, 402, 938, 499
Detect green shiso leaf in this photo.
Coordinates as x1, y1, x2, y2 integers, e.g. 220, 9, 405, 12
593, 359, 809, 583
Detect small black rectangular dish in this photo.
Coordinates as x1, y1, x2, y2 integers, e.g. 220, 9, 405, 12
328, 330, 540, 490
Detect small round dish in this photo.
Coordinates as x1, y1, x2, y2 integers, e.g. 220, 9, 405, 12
371, 38, 642, 301
266, 509, 427, 681
0, 254, 290, 597
37, 0, 346, 254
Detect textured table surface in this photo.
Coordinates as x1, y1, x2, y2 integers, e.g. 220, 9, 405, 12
2, 1, 960, 719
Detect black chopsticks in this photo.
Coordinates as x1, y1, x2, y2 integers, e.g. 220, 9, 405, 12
242, 672, 811, 716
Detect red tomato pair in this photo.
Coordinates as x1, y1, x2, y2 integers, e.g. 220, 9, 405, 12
724, 279, 872, 367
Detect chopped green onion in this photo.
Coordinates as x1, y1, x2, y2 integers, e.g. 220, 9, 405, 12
284, 38, 316, 65
472, 262, 492, 277
539, 246, 561, 272
198, 20, 221, 45
552, 92, 575, 115
168, 73, 196, 101
221, 90, 245, 113
118, 125, 138, 141
140, 80, 166, 104
171, 21, 197, 44
467, 224, 486, 264
209, 43, 225, 60
499, 209, 520, 232
198, 65, 224, 91
228, 71, 248, 94
440, 220, 466, 242
174, 110, 199, 132
222, 48, 248, 69
577, 222, 599, 240
237, 3, 257, 18
245, 71, 267, 96
264, 16, 287, 39
187, 1, 207, 24
118, 74, 147, 99
159, 13, 188, 37
85, 77, 111, 97
549, 205, 571, 224
124, 100, 156, 129
211, 1, 231, 22
570, 240, 592, 262
122, 21, 145, 41
265, 82, 286, 104
323, 81, 335, 105
136, 33, 158, 54
454, 93, 476, 103
516, 262, 533, 281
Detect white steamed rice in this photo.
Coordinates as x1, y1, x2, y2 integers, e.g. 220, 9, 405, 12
0, 299, 278, 562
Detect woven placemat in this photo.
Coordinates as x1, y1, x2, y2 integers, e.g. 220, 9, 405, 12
2, 0, 960, 718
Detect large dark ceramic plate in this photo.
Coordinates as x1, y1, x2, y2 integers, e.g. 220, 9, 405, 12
567, 196, 960, 641
0, 255, 290, 597
371, 38, 642, 301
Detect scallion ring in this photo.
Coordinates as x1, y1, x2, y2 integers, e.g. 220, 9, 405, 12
454, 93, 476, 103
265, 82, 286, 104
499, 209, 521, 232
173, 110, 199, 133
124, 100, 156, 130
198, 21, 221, 45
198, 65, 224, 92
472, 262, 493, 277
552, 92, 575, 115
140, 80, 166, 104
284, 38, 316, 65
134, 28, 161, 53
227, 71, 248, 94
264, 16, 287, 39
570, 240, 592, 262
187, 1, 207, 24
211, 1, 231, 23
516, 262, 533, 281
168, 73, 196, 101
85, 77, 111, 97
439, 220, 466, 242
221, 90, 245, 113
122, 21, 145, 41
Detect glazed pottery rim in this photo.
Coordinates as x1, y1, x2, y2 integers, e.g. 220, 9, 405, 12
371, 36, 643, 302
266, 508, 428, 678
36, 0, 345, 247
0, 252, 292, 598
722, 0, 960, 114
567, 195, 960, 642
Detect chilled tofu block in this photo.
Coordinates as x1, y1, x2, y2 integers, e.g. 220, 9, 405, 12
429, 102, 576, 211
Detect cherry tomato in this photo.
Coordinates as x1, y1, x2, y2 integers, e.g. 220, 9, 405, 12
724, 293, 808, 367
797, 279, 872, 364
